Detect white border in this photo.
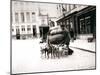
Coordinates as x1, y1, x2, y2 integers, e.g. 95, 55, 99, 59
21, 0, 96, 5
0, 0, 99, 75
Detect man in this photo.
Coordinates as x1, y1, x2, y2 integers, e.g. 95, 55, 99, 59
60, 24, 71, 49
60, 25, 74, 55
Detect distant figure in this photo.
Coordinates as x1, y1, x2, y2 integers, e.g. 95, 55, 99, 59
70, 28, 74, 42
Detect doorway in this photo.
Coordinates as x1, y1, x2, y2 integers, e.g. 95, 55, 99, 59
39, 26, 49, 41
16, 28, 20, 39
33, 25, 37, 37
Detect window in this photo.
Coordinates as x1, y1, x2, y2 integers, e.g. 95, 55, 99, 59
32, 12, 36, 22
85, 16, 91, 34
16, 26, 20, 34
27, 25, 31, 31
21, 26, 25, 31
26, 12, 30, 22
80, 16, 91, 34
15, 12, 19, 23
21, 12, 25, 22
80, 18, 85, 34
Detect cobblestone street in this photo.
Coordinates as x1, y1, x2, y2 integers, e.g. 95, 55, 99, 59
12, 39, 95, 74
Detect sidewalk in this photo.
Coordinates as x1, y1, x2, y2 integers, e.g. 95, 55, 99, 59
69, 39, 96, 53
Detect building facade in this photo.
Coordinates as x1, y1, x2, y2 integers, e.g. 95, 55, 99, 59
56, 4, 96, 39
11, 0, 58, 39
12, 1, 39, 39
12, 1, 96, 40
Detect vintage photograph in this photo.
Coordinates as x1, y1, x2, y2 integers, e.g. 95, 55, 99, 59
11, 0, 96, 74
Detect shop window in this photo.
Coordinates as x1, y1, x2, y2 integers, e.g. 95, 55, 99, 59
85, 16, 91, 34
80, 18, 86, 34
79, 16, 91, 34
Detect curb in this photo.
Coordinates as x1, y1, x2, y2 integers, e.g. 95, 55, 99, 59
69, 46, 96, 53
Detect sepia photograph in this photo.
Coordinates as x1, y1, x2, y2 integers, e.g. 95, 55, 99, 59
11, 0, 96, 74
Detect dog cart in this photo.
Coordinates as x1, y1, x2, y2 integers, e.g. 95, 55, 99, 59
40, 26, 73, 58
46, 26, 71, 57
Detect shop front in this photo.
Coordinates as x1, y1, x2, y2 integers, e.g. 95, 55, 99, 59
57, 6, 96, 40
76, 6, 96, 35
75, 6, 96, 40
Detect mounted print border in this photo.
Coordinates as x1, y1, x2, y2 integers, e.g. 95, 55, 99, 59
10, 0, 96, 74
